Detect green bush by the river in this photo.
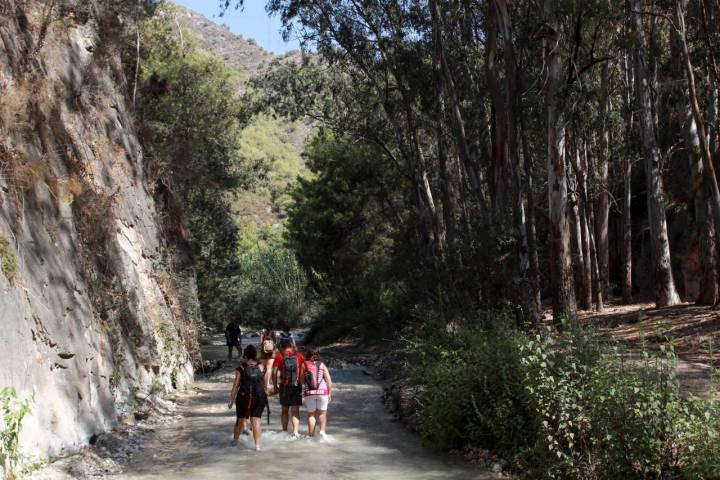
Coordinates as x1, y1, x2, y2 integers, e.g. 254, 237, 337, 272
406, 316, 720, 479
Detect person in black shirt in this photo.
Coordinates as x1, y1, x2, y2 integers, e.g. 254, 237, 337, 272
224, 320, 242, 360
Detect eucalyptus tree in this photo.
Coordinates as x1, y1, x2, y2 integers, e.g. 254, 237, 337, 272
629, 0, 680, 307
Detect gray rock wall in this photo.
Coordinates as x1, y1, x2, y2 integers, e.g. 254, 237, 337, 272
0, 1, 198, 460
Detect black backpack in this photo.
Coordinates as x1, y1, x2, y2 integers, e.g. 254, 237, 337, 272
241, 363, 264, 397
283, 352, 298, 386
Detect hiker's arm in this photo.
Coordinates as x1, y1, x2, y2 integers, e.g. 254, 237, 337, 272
228, 370, 241, 409
299, 363, 306, 386
271, 364, 279, 391
323, 364, 333, 400
263, 365, 271, 396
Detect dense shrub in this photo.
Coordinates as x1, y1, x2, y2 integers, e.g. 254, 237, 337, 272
521, 328, 720, 479
407, 320, 720, 479
406, 312, 536, 453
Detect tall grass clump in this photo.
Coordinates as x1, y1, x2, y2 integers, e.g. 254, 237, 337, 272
236, 245, 310, 327
406, 317, 720, 478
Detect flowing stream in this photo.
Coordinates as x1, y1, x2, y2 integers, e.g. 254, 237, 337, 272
117, 352, 491, 480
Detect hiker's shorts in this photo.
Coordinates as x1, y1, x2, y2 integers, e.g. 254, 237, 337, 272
303, 394, 329, 412
279, 385, 302, 407
236, 393, 266, 418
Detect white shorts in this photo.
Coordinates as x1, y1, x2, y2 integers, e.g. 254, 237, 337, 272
303, 394, 329, 412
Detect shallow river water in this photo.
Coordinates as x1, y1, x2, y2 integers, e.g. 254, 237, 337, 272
117, 358, 491, 480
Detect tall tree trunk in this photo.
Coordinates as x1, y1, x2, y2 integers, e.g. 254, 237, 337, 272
622, 51, 634, 303
542, 1, 577, 320
520, 101, 543, 311
485, 3, 509, 214
431, 0, 457, 257
494, 0, 541, 323
676, 1, 720, 309
597, 62, 611, 296
584, 142, 604, 311
676, 2, 720, 241
685, 105, 719, 304
433, 1, 485, 210
630, 0, 680, 307
572, 140, 592, 310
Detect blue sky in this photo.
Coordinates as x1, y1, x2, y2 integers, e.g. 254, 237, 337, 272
173, 0, 301, 54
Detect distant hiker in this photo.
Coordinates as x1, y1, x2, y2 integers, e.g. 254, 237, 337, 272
228, 345, 267, 451
277, 325, 297, 349
259, 328, 277, 375
224, 320, 242, 360
300, 348, 333, 440
271, 340, 304, 438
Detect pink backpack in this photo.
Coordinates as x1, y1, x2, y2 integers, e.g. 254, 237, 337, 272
303, 360, 329, 396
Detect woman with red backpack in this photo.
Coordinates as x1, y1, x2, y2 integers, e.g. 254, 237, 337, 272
228, 345, 267, 451
300, 348, 333, 440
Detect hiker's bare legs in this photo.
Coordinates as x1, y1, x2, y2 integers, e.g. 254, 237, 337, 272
317, 410, 327, 433
307, 410, 317, 436
251, 417, 262, 447
281, 406, 289, 431
290, 406, 300, 434
233, 418, 244, 440
263, 359, 274, 388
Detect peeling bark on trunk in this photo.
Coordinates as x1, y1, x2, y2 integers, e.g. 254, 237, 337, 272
685, 107, 718, 304
631, 0, 680, 307
542, 2, 577, 320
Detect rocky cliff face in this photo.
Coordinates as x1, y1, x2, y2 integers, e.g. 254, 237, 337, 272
0, 0, 198, 460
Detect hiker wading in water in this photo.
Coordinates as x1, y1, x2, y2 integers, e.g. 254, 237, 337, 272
224, 319, 241, 360
300, 348, 333, 440
228, 345, 267, 451
272, 340, 304, 439
259, 328, 277, 384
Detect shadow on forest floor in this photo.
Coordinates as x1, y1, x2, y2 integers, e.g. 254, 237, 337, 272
564, 300, 720, 398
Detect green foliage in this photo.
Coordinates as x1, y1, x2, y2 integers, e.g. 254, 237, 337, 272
521, 329, 720, 479
408, 322, 720, 478
239, 113, 305, 213
0, 233, 18, 284
0, 388, 33, 480
135, 6, 250, 328
236, 245, 309, 328
406, 311, 536, 453
286, 132, 417, 338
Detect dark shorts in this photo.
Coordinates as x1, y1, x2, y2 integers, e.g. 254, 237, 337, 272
279, 385, 302, 407
236, 393, 267, 418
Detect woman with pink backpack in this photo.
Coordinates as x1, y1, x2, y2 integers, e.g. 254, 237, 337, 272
300, 348, 333, 440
